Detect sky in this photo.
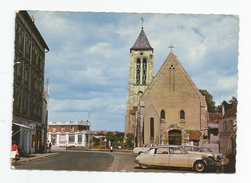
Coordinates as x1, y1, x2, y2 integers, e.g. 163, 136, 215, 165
26, 11, 239, 132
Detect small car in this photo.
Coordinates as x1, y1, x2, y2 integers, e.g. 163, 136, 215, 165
134, 145, 217, 172
133, 144, 157, 155
180, 145, 229, 165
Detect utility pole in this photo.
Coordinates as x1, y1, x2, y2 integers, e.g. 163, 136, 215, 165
88, 113, 91, 147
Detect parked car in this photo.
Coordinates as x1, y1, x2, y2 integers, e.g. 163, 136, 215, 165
133, 144, 157, 155
134, 145, 218, 172
180, 145, 229, 165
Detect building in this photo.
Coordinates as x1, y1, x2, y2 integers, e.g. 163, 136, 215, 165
203, 113, 221, 153
218, 104, 237, 156
12, 11, 49, 154
48, 120, 93, 148
124, 27, 208, 147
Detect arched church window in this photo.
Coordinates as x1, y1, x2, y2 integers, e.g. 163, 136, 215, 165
142, 58, 147, 85
161, 110, 165, 119
150, 117, 154, 139
136, 58, 141, 85
180, 110, 185, 119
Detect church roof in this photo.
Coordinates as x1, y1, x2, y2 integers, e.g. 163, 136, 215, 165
130, 27, 153, 52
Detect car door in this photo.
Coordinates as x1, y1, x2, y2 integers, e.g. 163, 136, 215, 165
152, 147, 170, 166
168, 147, 189, 167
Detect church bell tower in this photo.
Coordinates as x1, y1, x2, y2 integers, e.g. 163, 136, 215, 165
124, 26, 154, 137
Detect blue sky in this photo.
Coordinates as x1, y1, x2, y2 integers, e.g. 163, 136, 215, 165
26, 11, 239, 132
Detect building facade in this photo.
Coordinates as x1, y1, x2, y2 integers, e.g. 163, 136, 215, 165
218, 104, 237, 156
48, 121, 92, 148
12, 11, 49, 155
125, 27, 208, 147
203, 113, 221, 153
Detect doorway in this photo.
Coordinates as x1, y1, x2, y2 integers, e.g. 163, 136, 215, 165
168, 130, 181, 145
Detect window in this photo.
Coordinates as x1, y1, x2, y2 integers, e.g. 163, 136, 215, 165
78, 135, 82, 143
70, 126, 74, 132
25, 35, 30, 58
136, 58, 141, 85
230, 120, 233, 130
61, 127, 65, 132
150, 117, 154, 139
53, 127, 56, 132
180, 110, 185, 119
223, 121, 227, 130
169, 147, 182, 154
161, 110, 165, 119
18, 26, 24, 52
156, 147, 168, 154
69, 135, 74, 144
59, 134, 66, 143
142, 58, 147, 85
24, 66, 29, 81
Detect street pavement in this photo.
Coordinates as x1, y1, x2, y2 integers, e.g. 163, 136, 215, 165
11, 148, 236, 173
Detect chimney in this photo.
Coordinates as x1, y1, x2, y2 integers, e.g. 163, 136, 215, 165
31, 15, 35, 22
221, 105, 225, 117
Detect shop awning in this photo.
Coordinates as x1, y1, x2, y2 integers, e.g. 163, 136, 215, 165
13, 122, 33, 131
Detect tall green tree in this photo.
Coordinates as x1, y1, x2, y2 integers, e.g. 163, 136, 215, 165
125, 133, 134, 149
199, 89, 216, 113
219, 96, 238, 113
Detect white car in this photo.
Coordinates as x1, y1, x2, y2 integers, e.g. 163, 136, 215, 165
133, 144, 156, 155
134, 145, 217, 172
180, 145, 229, 165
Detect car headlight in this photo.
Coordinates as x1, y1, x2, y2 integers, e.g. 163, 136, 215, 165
208, 158, 215, 165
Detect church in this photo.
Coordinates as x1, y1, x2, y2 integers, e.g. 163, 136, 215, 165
124, 26, 208, 147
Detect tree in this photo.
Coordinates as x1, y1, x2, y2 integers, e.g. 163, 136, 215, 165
199, 89, 216, 113
105, 132, 116, 143
125, 133, 134, 149
229, 96, 238, 105
216, 96, 238, 114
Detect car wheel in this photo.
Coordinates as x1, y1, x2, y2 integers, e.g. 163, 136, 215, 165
140, 164, 149, 169
138, 151, 143, 155
194, 161, 205, 172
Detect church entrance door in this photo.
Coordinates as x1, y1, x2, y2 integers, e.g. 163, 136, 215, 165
168, 130, 181, 145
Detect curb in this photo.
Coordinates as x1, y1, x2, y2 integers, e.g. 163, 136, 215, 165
19, 152, 58, 162
106, 153, 119, 172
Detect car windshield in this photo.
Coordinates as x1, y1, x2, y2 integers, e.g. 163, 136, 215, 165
201, 147, 212, 152
144, 148, 155, 154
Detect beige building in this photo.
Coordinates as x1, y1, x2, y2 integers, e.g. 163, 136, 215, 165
218, 104, 237, 156
125, 27, 208, 147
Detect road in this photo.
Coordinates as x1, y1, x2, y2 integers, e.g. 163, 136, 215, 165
15, 150, 221, 173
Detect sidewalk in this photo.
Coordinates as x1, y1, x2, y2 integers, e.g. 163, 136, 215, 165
19, 152, 58, 162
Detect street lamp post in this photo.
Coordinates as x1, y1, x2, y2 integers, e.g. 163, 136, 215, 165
104, 138, 107, 152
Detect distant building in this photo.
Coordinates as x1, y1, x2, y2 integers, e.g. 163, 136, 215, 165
218, 104, 237, 156
203, 113, 221, 153
12, 11, 49, 154
124, 27, 208, 147
48, 120, 94, 148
